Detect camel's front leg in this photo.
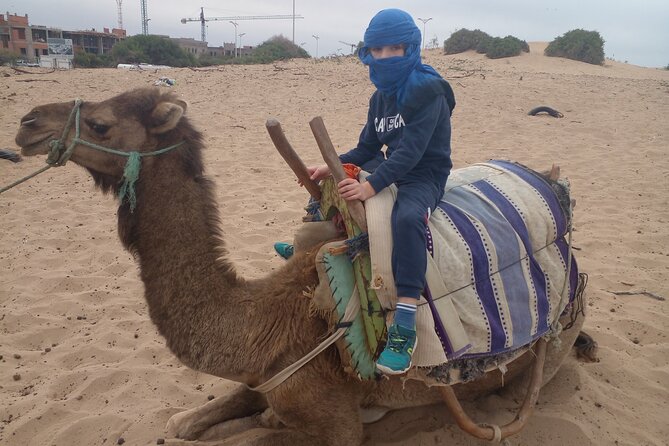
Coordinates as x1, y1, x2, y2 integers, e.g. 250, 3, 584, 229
166, 384, 268, 440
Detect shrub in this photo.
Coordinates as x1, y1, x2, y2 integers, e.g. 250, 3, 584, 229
545, 29, 605, 65
444, 29, 492, 55
196, 54, 226, 67
111, 35, 197, 67
444, 29, 528, 60
245, 35, 310, 63
486, 36, 529, 59
73, 51, 114, 68
0, 49, 18, 65
475, 35, 494, 54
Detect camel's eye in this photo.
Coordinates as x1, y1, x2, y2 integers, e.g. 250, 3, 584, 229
86, 120, 110, 136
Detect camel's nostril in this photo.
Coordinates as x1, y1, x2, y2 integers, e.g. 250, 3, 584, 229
21, 117, 37, 126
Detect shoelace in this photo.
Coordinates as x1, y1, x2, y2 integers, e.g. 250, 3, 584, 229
386, 332, 409, 353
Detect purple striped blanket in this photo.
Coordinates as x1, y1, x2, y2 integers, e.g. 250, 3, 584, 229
366, 160, 579, 364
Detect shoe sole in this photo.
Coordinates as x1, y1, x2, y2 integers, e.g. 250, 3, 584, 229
376, 362, 412, 375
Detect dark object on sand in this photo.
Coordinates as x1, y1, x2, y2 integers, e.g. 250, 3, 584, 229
528, 106, 564, 118
574, 331, 599, 362
0, 149, 22, 163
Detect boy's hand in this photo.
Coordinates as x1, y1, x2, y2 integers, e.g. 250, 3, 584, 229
338, 178, 376, 201
301, 165, 331, 185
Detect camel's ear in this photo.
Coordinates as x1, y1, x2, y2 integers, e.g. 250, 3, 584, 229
149, 101, 185, 134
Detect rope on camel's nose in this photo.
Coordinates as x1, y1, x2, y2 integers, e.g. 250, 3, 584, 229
0, 99, 83, 194
1, 98, 185, 212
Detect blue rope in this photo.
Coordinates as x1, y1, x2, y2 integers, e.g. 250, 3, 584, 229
345, 233, 369, 261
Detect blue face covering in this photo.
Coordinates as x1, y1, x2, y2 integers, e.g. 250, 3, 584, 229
359, 9, 421, 96
359, 9, 455, 115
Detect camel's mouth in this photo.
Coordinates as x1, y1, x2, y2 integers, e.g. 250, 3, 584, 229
15, 132, 54, 156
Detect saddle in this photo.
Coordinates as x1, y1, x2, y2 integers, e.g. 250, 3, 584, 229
308, 160, 582, 384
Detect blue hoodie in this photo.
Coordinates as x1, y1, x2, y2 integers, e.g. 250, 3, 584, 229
339, 9, 455, 196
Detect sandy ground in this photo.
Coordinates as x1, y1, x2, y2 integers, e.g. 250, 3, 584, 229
1, 43, 668, 445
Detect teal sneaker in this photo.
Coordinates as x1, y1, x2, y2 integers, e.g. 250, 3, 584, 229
376, 323, 417, 375
274, 242, 294, 259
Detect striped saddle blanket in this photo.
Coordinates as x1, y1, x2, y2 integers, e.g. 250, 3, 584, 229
365, 160, 579, 367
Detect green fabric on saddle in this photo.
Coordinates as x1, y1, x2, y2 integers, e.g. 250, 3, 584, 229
316, 177, 386, 380
320, 248, 376, 379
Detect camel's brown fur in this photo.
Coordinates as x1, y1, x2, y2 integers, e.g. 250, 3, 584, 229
15, 88, 585, 445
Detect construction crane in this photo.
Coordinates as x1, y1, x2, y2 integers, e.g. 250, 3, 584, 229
181, 7, 304, 43
115, 0, 123, 30
140, 0, 149, 35
339, 40, 358, 55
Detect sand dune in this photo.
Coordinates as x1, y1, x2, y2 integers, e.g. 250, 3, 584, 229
1, 44, 668, 445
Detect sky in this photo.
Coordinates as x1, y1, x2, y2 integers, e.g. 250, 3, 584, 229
9, 0, 669, 67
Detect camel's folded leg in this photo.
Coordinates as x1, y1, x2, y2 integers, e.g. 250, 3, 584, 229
166, 384, 268, 440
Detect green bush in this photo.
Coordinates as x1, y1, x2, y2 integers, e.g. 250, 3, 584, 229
111, 35, 197, 67
545, 29, 605, 65
0, 49, 18, 65
444, 29, 492, 55
73, 51, 114, 68
195, 54, 226, 67
475, 35, 494, 54
486, 36, 529, 59
244, 35, 310, 63
444, 29, 528, 60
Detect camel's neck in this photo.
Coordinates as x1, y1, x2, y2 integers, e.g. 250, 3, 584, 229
120, 152, 257, 383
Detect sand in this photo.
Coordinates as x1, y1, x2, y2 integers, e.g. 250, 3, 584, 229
1, 42, 668, 445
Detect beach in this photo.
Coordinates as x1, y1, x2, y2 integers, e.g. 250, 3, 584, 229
1, 43, 668, 445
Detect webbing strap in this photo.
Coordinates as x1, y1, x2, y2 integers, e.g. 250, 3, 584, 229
249, 287, 361, 394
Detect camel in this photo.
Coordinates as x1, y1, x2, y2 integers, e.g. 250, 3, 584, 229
14, 88, 588, 445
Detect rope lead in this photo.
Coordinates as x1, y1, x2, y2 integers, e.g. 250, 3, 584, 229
119, 152, 141, 211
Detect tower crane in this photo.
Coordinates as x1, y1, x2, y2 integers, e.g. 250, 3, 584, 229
181, 7, 303, 43
339, 40, 358, 55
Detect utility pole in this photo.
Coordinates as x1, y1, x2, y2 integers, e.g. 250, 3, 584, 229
417, 17, 432, 49
292, 0, 295, 44
229, 21, 238, 57
312, 34, 319, 58
238, 33, 246, 56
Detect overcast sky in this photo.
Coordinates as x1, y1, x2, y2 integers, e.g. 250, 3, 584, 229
9, 0, 669, 67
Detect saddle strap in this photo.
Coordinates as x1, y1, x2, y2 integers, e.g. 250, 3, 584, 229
248, 286, 361, 394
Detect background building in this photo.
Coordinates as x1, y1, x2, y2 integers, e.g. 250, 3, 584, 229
1, 11, 253, 66
1, 12, 125, 63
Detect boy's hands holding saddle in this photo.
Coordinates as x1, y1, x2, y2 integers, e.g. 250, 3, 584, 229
338, 178, 376, 201
302, 164, 375, 201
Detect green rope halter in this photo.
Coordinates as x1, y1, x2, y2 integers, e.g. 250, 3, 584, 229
2, 98, 185, 211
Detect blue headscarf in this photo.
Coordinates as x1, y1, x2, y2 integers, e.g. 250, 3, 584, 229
359, 9, 455, 116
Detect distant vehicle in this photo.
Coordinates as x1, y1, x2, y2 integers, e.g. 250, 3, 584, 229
15, 60, 40, 67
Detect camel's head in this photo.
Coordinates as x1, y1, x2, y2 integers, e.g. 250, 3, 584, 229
15, 88, 195, 192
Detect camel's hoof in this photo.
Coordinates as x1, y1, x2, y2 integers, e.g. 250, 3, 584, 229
166, 409, 207, 440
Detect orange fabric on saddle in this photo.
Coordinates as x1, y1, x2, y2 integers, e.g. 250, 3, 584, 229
342, 163, 362, 179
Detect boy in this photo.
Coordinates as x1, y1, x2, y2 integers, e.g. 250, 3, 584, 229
308, 9, 456, 375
